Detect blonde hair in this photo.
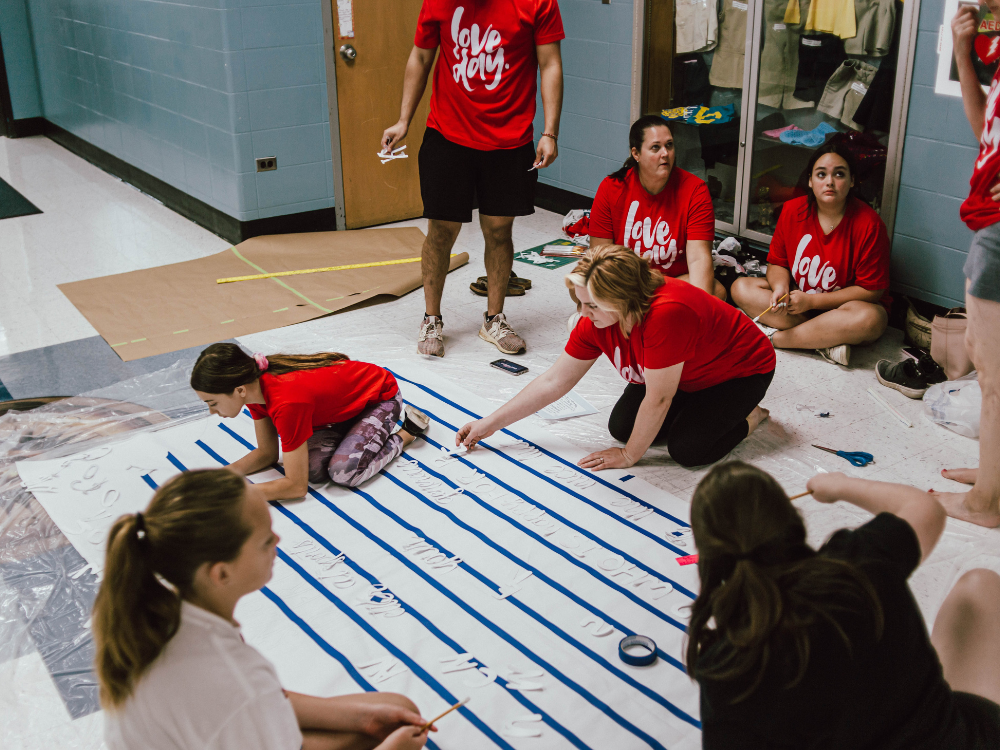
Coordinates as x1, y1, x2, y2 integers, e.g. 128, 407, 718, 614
565, 245, 664, 335
93, 469, 251, 707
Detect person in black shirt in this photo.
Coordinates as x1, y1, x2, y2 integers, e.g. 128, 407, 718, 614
687, 461, 1000, 749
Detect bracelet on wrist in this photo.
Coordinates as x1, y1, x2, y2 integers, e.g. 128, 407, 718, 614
541, 132, 558, 141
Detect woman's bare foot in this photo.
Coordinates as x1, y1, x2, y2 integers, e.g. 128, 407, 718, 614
747, 406, 770, 435
942, 467, 978, 485
932, 489, 1000, 528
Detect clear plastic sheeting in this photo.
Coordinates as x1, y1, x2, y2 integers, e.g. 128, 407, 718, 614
1, 360, 206, 750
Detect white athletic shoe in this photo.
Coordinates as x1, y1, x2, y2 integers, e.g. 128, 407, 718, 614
817, 344, 851, 366
567, 312, 581, 333
754, 320, 778, 341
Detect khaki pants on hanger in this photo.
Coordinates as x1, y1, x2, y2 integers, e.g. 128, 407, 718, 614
818, 59, 878, 129
759, 0, 811, 109
710, 0, 750, 89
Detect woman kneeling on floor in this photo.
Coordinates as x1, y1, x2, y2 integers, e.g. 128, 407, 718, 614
95, 469, 430, 750
191, 343, 429, 500
731, 143, 891, 367
689, 462, 1000, 749
456, 245, 776, 469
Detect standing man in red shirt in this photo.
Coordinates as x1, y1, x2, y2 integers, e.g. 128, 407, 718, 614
933, 5, 1000, 528
382, 0, 565, 358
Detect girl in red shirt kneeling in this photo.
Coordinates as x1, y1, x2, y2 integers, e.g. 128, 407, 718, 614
191, 344, 429, 500
457, 246, 776, 468
731, 143, 891, 367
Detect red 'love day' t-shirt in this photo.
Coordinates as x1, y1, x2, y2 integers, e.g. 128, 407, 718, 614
961, 66, 1000, 231
413, 0, 565, 150
564, 279, 776, 393
246, 362, 399, 452
589, 167, 716, 277
768, 196, 892, 311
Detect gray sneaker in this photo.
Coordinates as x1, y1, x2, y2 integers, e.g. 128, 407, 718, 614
479, 312, 526, 354
417, 316, 444, 357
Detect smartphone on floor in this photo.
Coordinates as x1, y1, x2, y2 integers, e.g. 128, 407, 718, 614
491, 359, 529, 376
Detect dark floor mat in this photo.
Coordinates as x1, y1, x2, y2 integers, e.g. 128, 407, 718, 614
0, 177, 41, 220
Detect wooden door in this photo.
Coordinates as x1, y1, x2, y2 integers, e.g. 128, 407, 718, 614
332, 0, 430, 229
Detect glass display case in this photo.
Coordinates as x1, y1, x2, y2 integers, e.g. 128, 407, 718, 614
644, 0, 913, 243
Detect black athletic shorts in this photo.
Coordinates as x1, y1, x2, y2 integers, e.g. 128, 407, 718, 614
419, 127, 537, 223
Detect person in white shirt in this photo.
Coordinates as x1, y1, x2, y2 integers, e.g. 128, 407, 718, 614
93, 468, 431, 750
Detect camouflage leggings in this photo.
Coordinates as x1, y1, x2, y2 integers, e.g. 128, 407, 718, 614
306, 392, 404, 487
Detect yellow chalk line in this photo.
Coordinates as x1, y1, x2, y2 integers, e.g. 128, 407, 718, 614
112, 250, 435, 347
217, 254, 455, 284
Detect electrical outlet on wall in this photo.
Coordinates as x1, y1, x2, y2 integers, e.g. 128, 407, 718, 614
256, 157, 277, 172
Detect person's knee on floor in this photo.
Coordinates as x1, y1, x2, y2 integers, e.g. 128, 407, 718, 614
840, 300, 888, 344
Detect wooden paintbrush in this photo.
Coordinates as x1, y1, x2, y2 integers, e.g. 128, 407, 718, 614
419, 697, 470, 732
752, 292, 789, 323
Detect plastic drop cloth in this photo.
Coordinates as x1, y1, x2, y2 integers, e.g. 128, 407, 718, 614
0, 360, 206, 749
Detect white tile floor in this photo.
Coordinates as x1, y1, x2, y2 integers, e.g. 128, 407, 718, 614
1, 134, 999, 749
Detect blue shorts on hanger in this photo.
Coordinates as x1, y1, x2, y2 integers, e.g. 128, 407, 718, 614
779, 121, 837, 147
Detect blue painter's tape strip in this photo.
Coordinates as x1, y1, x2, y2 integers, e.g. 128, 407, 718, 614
141, 474, 157, 490
388, 370, 689, 528
399, 399, 689, 557
277, 549, 516, 750
194, 442, 592, 750
261, 592, 445, 750
418, 433, 695, 600
220, 421, 254, 449
387, 462, 690, 656
619, 475, 635, 482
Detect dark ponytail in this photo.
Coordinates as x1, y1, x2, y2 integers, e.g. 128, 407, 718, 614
93, 469, 251, 707
686, 462, 883, 702
608, 115, 673, 181
190, 342, 349, 395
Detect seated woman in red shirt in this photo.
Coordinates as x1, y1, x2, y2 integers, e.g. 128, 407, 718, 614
457, 246, 776, 468
588, 114, 724, 299
190, 344, 429, 499
731, 143, 891, 367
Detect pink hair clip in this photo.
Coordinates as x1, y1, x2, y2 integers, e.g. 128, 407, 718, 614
253, 352, 269, 372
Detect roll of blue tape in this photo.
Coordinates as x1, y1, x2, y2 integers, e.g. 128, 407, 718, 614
618, 634, 657, 666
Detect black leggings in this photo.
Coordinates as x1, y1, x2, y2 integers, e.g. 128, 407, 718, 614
608, 371, 775, 468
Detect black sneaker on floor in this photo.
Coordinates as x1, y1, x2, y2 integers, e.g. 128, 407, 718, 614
914, 351, 947, 385
876, 359, 930, 399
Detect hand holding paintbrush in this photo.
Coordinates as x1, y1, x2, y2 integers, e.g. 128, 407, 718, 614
752, 292, 789, 323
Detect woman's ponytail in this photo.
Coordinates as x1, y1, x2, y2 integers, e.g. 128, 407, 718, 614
94, 513, 181, 707
93, 469, 251, 708
190, 342, 350, 395
686, 462, 883, 702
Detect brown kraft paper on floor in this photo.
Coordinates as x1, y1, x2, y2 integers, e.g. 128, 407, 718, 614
58, 227, 468, 362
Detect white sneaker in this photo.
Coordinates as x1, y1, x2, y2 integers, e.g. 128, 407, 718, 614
754, 320, 778, 341
817, 344, 850, 366
567, 312, 581, 333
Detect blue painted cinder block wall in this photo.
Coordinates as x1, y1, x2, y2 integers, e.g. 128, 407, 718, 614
0, 0, 43, 119
534, 0, 634, 199
21, 0, 333, 223
891, 0, 976, 307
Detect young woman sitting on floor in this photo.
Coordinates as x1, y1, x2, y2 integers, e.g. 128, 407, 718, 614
731, 143, 891, 367
95, 469, 430, 750
190, 343, 429, 499
457, 245, 776, 469
688, 462, 1000, 749
587, 114, 725, 300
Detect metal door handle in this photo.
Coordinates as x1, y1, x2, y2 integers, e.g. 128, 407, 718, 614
339, 44, 357, 61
